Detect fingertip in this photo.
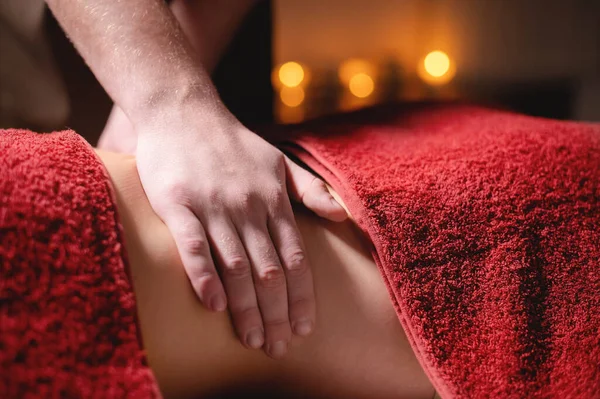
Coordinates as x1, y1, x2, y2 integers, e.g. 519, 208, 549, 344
245, 328, 265, 349
210, 293, 227, 312
318, 197, 348, 222
192, 274, 227, 312
266, 340, 288, 359
328, 201, 349, 222
292, 319, 314, 337
328, 211, 349, 222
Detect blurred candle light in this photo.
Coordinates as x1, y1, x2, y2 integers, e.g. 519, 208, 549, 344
424, 51, 450, 77
418, 50, 456, 85
338, 58, 376, 86
348, 73, 374, 98
278, 61, 305, 88
280, 86, 305, 107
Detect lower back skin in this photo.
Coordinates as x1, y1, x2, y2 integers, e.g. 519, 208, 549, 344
98, 149, 435, 399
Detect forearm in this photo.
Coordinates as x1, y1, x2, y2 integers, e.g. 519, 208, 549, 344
45, 0, 218, 123
170, 0, 260, 74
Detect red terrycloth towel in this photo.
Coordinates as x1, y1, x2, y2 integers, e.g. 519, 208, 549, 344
0, 129, 160, 398
284, 104, 600, 398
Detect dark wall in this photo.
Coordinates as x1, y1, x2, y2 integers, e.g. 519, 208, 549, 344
213, 1, 273, 128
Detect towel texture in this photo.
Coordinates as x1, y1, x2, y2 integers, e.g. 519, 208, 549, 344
284, 104, 600, 398
1, 104, 599, 398
0, 129, 160, 398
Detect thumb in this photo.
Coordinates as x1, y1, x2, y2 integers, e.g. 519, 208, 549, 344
285, 156, 347, 222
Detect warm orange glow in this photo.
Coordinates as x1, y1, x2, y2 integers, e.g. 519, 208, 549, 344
278, 62, 305, 88
348, 73, 374, 98
418, 50, 455, 86
280, 86, 305, 107
424, 51, 450, 77
338, 59, 376, 86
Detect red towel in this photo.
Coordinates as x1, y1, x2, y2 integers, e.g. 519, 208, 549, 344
284, 104, 600, 398
0, 130, 160, 398
2, 105, 599, 398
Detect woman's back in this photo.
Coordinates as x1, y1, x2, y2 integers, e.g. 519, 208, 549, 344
102, 150, 434, 398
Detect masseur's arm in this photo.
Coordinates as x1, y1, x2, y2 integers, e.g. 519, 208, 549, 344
45, 0, 347, 358
98, 0, 258, 153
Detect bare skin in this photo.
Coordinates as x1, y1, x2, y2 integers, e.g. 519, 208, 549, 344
45, 0, 347, 358
99, 0, 258, 153
98, 149, 436, 399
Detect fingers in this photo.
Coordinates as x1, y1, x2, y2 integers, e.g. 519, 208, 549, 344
238, 214, 292, 359
204, 216, 264, 350
162, 206, 227, 312
267, 201, 316, 339
165, 196, 309, 359
285, 157, 348, 222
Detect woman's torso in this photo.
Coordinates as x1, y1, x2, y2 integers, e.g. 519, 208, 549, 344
99, 150, 434, 399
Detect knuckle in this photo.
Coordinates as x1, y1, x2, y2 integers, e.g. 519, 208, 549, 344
267, 186, 285, 208
205, 187, 221, 205
310, 176, 326, 190
165, 181, 193, 207
272, 186, 286, 202
257, 266, 286, 288
233, 190, 257, 213
182, 236, 208, 255
191, 270, 217, 284
221, 256, 251, 278
238, 191, 253, 210
283, 250, 308, 276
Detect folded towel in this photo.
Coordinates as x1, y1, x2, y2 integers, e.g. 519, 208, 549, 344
284, 104, 600, 398
0, 129, 160, 398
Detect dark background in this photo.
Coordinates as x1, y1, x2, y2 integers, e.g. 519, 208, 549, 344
1, 0, 598, 144
273, 0, 599, 124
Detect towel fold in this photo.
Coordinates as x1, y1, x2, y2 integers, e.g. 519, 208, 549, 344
0, 129, 160, 398
284, 104, 600, 398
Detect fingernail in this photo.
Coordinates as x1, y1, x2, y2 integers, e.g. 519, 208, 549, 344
210, 295, 227, 312
246, 329, 264, 349
293, 319, 313, 336
267, 340, 288, 358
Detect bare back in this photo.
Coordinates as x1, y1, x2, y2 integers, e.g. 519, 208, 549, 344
99, 150, 434, 399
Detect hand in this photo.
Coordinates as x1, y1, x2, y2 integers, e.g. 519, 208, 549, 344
134, 103, 347, 358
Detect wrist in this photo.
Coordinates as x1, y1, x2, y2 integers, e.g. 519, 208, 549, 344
127, 83, 242, 139
125, 76, 224, 129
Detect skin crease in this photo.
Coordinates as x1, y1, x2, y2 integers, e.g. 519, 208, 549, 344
45, 0, 348, 359
98, 149, 436, 399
